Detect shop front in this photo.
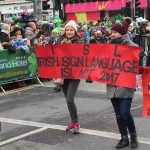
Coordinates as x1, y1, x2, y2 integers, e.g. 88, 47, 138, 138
65, 0, 147, 23
0, 2, 33, 21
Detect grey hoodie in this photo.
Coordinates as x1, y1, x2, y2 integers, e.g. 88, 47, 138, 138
25, 27, 37, 46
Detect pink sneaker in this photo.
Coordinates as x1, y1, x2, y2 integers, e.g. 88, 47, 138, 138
73, 122, 80, 134
66, 122, 74, 131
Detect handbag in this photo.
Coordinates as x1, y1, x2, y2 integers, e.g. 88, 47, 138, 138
53, 78, 64, 86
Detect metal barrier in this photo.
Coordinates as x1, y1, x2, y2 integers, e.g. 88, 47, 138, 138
133, 35, 148, 66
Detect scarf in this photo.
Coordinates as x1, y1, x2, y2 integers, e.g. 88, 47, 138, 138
1, 29, 10, 35
111, 37, 123, 44
122, 34, 130, 44
61, 37, 75, 44
111, 34, 130, 45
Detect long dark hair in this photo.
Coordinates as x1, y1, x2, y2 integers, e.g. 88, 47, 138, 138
41, 24, 51, 36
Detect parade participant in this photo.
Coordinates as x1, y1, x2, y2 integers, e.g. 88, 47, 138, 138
58, 20, 83, 134
107, 15, 139, 149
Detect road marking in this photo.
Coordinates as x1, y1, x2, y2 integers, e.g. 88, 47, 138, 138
131, 105, 142, 110
0, 127, 47, 146
0, 82, 51, 96
0, 117, 150, 145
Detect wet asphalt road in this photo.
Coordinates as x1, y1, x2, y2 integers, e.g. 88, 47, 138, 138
0, 81, 149, 150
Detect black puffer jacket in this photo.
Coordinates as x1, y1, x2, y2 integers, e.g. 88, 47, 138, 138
0, 31, 9, 43
2, 42, 16, 53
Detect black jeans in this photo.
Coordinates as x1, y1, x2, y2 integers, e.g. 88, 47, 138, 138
111, 98, 136, 138
62, 79, 80, 122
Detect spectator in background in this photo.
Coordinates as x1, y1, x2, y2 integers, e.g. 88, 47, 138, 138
14, 35, 29, 53
25, 22, 39, 46
82, 25, 90, 44
51, 29, 58, 44
0, 23, 10, 43
10, 23, 16, 32
128, 26, 134, 41
4, 18, 12, 26
41, 23, 51, 36
10, 27, 25, 38
1, 37, 16, 53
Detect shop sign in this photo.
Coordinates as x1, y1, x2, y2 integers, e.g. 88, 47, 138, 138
0, 3, 33, 14
98, 2, 109, 11
65, 0, 147, 13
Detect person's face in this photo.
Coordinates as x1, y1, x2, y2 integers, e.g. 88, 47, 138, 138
40, 34, 45, 39
52, 31, 58, 38
17, 36, 22, 40
65, 26, 76, 39
32, 23, 36, 30
128, 26, 132, 32
60, 28, 65, 36
11, 25, 16, 29
108, 21, 112, 26
5, 26, 10, 32
80, 22, 84, 27
111, 30, 122, 39
15, 30, 21, 35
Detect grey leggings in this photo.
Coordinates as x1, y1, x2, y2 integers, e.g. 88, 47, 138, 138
62, 79, 80, 122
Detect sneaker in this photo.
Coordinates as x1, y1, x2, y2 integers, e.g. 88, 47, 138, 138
66, 122, 74, 131
73, 122, 80, 134
116, 138, 129, 149
130, 134, 138, 149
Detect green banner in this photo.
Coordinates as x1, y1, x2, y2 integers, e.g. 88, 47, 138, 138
0, 47, 38, 85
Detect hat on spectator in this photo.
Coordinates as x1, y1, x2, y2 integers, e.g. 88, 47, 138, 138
0, 23, 9, 30
52, 29, 58, 34
82, 25, 88, 31
111, 15, 131, 35
97, 30, 102, 34
65, 20, 77, 32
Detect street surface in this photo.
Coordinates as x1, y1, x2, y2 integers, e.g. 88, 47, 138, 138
0, 81, 149, 150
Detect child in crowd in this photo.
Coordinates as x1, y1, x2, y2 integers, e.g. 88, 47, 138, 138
14, 35, 29, 53
1, 37, 16, 53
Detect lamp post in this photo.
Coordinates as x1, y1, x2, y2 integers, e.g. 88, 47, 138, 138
148, 0, 150, 20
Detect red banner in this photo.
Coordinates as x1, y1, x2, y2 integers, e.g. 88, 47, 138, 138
35, 44, 141, 88
142, 67, 150, 117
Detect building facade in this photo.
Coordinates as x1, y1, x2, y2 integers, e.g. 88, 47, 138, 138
0, 0, 33, 21
65, 0, 148, 22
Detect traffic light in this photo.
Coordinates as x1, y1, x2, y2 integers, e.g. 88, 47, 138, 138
55, 0, 61, 11
42, 0, 50, 10
134, 0, 141, 17
125, 1, 131, 17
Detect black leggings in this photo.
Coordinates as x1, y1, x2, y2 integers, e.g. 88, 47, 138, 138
62, 79, 80, 122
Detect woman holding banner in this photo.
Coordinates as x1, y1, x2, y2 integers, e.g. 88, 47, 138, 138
107, 16, 139, 149
57, 21, 83, 134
